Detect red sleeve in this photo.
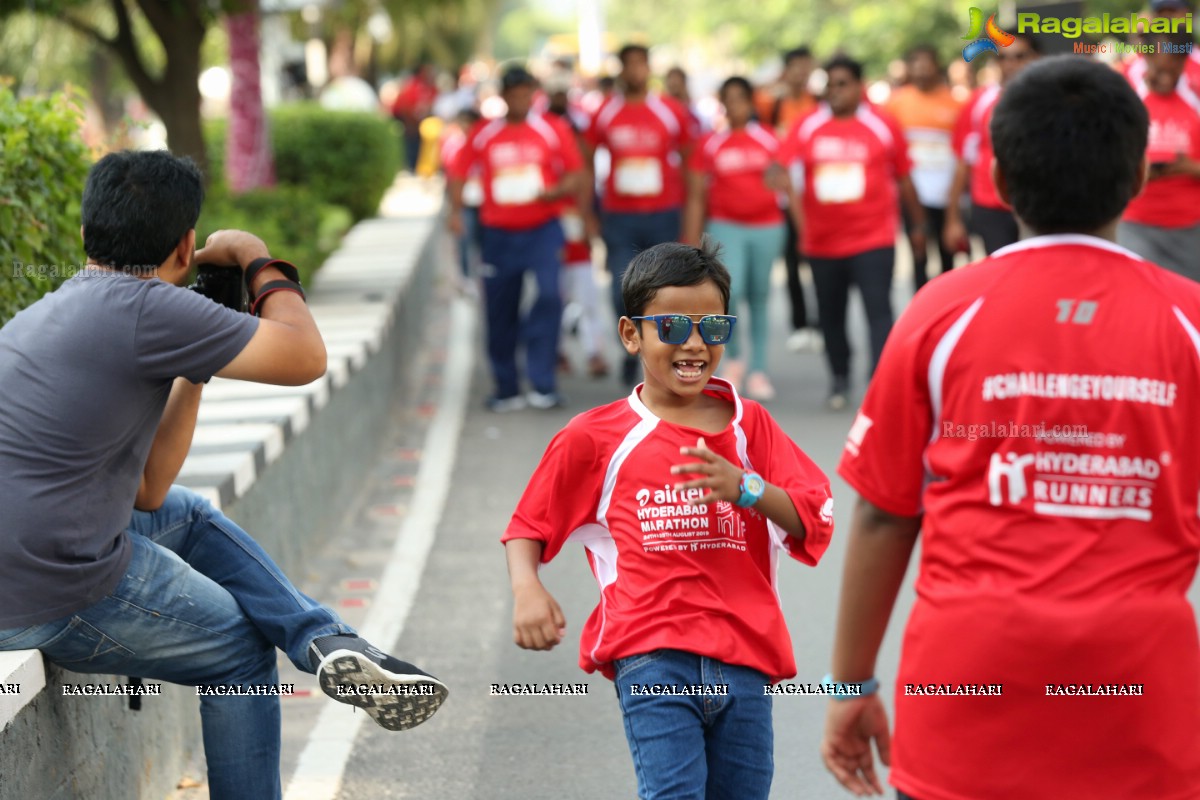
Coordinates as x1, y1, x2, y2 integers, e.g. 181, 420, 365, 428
951, 92, 977, 159
585, 100, 607, 150
676, 102, 699, 150
887, 111, 912, 178
445, 124, 480, 180
836, 291, 941, 517
748, 404, 835, 566
553, 116, 584, 172
687, 133, 713, 173
777, 112, 811, 165
501, 422, 605, 563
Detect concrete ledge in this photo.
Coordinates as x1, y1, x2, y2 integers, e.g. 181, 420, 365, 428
0, 191, 444, 798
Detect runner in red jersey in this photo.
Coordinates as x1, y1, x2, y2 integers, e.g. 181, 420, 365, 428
823, 56, 1200, 800
1122, 0, 1200, 99
778, 55, 925, 410
504, 240, 833, 800
586, 43, 699, 386
685, 76, 791, 400
943, 33, 1040, 257
447, 66, 585, 411
1120, 31, 1200, 281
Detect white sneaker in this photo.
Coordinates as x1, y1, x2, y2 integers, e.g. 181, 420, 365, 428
486, 395, 527, 413
526, 391, 566, 410
787, 329, 823, 353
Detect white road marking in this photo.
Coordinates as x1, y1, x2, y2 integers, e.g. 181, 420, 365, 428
283, 297, 475, 800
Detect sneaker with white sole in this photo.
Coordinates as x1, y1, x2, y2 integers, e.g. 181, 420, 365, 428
526, 390, 566, 410
827, 376, 850, 411
311, 635, 448, 731
486, 394, 527, 413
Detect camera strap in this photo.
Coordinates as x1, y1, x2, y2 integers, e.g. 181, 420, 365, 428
250, 280, 306, 316
245, 257, 301, 289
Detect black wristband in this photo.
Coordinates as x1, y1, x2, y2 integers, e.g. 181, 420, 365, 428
245, 257, 301, 290
250, 279, 306, 316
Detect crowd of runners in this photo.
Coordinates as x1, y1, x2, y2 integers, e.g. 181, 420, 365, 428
432, 1, 1200, 415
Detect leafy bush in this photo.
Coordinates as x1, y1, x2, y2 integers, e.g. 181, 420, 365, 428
207, 105, 401, 221
0, 84, 90, 326
197, 184, 353, 287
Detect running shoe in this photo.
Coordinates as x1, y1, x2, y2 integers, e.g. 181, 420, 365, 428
311, 635, 448, 731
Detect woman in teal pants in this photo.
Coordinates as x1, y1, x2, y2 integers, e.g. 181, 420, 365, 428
684, 76, 791, 400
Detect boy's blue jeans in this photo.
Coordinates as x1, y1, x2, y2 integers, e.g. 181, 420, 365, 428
0, 485, 353, 800
612, 649, 774, 800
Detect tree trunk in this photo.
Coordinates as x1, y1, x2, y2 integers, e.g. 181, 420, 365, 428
225, 2, 274, 192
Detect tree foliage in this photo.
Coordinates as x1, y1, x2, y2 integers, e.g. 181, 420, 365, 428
0, 83, 90, 326
603, 0, 1151, 76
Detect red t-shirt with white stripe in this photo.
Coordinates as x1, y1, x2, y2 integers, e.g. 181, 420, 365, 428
779, 103, 911, 258
586, 92, 697, 214
688, 122, 785, 226
1124, 87, 1200, 228
951, 85, 1006, 210
502, 380, 834, 681
1123, 52, 1200, 108
447, 113, 583, 230
839, 235, 1200, 800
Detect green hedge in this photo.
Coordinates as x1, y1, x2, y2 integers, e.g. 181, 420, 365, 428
196, 184, 353, 287
0, 85, 90, 327
207, 105, 401, 221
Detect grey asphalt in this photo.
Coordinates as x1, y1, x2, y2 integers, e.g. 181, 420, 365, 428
194, 226, 1200, 800
311, 248, 919, 800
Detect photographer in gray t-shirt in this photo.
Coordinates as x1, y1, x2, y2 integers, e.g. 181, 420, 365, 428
0, 150, 447, 800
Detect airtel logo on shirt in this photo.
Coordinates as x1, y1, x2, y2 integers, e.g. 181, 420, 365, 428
490, 142, 546, 169
714, 147, 771, 174
636, 485, 705, 506
609, 125, 664, 150
812, 136, 869, 162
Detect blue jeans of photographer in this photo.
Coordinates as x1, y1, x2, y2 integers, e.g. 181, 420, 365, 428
612, 648, 774, 800
0, 485, 352, 800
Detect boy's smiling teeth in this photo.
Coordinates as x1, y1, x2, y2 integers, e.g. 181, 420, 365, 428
673, 361, 705, 378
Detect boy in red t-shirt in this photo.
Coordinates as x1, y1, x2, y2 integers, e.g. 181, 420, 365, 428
823, 56, 1200, 800
1119, 30, 1200, 282
502, 240, 834, 799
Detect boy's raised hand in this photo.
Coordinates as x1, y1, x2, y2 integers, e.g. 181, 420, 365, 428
512, 581, 567, 651
672, 437, 744, 506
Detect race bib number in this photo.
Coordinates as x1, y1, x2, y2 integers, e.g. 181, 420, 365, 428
560, 211, 585, 242
909, 138, 954, 172
813, 162, 865, 204
463, 176, 485, 207
614, 157, 663, 196
492, 164, 544, 205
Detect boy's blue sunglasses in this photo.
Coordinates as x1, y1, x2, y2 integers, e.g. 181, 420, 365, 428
630, 314, 737, 346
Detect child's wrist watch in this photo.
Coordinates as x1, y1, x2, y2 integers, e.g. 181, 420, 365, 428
736, 471, 765, 507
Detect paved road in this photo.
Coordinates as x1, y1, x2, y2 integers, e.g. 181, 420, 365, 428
263, 237, 918, 800
271, 231, 1200, 800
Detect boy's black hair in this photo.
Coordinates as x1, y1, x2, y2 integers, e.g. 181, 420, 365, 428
719, 75, 753, 102
621, 238, 731, 319
82, 150, 204, 273
618, 43, 649, 65
501, 65, 537, 92
990, 56, 1147, 234
823, 54, 863, 82
783, 46, 813, 63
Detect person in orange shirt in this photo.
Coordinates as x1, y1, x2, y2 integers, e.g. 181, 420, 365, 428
886, 45, 964, 291
756, 46, 822, 351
